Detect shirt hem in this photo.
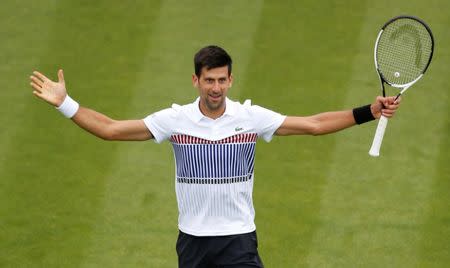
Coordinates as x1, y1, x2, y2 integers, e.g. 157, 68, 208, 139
178, 224, 256, 237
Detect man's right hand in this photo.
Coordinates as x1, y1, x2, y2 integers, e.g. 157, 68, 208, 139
30, 69, 67, 107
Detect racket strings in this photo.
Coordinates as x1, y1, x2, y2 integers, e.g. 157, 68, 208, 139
376, 18, 433, 85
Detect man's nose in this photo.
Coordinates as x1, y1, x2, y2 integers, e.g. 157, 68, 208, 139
212, 81, 220, 91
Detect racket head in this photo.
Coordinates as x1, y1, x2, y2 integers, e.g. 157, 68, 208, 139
374, 16, 434, 87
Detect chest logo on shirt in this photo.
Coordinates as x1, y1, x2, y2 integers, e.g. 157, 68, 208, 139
234, 127, 243, 132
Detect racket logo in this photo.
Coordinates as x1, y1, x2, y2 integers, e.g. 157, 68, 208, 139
389, 23, 423, 68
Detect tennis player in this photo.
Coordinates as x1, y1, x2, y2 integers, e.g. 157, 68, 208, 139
30, 45, 400, 267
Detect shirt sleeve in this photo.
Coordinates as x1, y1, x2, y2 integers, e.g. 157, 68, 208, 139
250, 105, 286, 142
143, 107, 178, 143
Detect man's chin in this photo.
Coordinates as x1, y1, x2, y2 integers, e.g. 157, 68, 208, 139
205, 99, 225, 111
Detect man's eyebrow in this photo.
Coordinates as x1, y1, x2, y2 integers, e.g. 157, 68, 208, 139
203, 76, 228, 80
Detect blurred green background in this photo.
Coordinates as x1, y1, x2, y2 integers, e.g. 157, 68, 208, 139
0, 0, 448, 267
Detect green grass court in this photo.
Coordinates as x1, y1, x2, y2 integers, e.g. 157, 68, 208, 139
1, 1, 449, 267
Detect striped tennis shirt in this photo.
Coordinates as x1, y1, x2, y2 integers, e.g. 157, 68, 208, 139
143, 97, 285, 236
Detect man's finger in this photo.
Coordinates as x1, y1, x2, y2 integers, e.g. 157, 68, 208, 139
30, 82, 42, 92
391, 102, 401, 108
33, 71, 49, 82
58, 69, 64, 83
32, 90, 43, 98
382, 109, 395, 117
384, 104, 398, 110
30, 76, 43, 87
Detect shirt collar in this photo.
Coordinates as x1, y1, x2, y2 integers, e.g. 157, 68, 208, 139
192, 97, 236, 122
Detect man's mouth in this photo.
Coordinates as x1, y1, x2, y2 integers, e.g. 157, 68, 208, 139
208, 94, 222, 101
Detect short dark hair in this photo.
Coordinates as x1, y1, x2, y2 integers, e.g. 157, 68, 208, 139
194, 45, 232, 77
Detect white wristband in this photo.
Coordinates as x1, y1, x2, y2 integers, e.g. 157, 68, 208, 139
56, 95, 79, 118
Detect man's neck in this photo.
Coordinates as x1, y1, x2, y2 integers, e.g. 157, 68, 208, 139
199, 102, 226, 120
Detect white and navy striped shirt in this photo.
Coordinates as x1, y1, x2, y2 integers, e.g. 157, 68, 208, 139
143, 98, 285, 236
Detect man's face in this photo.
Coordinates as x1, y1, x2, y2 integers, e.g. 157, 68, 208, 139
193, 65, 233, 117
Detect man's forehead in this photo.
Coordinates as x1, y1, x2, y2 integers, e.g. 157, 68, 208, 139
200, 66, 230, 78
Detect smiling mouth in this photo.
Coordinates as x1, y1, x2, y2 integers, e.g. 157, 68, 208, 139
209, 94, 222, 101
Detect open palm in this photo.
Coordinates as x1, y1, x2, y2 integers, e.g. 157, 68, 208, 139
30, 69, 67, 106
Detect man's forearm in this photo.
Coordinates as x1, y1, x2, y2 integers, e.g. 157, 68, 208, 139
308, 110, 356, 135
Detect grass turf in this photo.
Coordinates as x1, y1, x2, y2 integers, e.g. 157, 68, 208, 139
0, 0, 448, 267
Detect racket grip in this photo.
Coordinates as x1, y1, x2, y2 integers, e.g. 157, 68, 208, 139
369, 115, 389, 157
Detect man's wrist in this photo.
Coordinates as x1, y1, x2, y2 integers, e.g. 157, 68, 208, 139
56, 95, 79, 118
353, 104, 375, 124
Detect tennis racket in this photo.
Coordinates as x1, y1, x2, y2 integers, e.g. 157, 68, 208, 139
369, 15, 434, 157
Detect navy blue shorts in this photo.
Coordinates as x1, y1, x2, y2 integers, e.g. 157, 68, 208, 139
176, 230, 264, 268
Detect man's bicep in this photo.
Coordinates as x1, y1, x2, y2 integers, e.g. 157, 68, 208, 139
110, 119, 153, 141
275, 116, 317, 136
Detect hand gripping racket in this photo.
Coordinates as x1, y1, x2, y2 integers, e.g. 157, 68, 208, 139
369, 15, 434, 157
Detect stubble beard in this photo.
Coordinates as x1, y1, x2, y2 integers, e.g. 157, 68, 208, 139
204, 95, 225, 112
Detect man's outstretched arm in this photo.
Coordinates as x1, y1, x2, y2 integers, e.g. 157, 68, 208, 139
30, 69, 152, 141
275, 96, 400, 136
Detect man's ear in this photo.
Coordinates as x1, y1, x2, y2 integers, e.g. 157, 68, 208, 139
192, 74, 199, 87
